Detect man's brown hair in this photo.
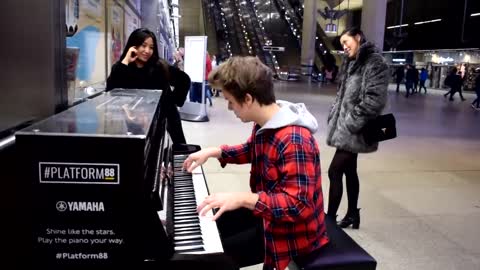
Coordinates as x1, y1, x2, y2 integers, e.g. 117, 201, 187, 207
208, 56, 275, 105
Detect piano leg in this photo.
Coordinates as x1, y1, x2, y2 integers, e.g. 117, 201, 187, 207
215, 208, 265, 268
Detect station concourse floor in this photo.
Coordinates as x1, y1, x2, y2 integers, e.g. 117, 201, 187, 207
182, 81, 480, 270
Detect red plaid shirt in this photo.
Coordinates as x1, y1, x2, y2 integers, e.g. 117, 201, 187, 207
219, 124, 329, 270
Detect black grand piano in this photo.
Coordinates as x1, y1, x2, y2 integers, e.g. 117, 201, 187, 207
15, 89, 232, 269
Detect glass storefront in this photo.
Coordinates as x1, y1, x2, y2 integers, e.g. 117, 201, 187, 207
383, 49, 480, 91
65, 0, 177, 106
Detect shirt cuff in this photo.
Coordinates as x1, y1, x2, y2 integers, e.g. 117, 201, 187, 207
252, 191, 268, 217
217, 145, 229, 168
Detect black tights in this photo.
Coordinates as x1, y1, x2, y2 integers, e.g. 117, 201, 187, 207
327, 149, 359, 217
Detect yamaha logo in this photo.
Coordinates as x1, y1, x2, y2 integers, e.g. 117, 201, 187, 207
56, 201, 68, 212
56, 201, 105, 212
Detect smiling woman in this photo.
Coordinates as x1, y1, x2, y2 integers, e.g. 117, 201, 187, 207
326, 26, 389, 229
106, 28, 192, 144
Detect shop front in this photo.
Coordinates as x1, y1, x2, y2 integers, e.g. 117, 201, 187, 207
383, 49, 480, 91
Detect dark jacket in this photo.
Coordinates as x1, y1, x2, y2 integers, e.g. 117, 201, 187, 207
106, 60, 191, 107
106, 60, 191, 143
475, 74, 480, 91
406, 68, 417, 82
394, 67, 404, 82
326, 42, 389, 153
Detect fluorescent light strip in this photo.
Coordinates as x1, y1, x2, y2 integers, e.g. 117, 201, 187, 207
386, 24, 409, 29
414, 19, 442, 25
471, 13, 480, 17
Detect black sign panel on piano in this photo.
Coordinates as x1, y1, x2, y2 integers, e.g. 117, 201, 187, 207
16, 89, 174, 267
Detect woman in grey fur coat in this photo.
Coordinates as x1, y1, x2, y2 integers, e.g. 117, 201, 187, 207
326, 27, 389, 229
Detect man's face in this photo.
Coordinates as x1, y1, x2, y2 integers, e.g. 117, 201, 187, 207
223, 90, 250, 123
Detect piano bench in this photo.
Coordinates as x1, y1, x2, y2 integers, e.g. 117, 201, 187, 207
297, 217, 377, 270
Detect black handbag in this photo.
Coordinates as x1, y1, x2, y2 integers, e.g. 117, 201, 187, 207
362, 113, 397, 145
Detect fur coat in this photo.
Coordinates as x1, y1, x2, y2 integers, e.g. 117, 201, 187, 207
326, 42, 389, 153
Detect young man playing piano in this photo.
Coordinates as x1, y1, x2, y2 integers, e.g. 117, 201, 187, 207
183, 56, 329, 270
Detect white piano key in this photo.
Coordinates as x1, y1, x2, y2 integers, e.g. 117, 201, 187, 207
174, 223, 200, 229
174, 234, 203, 241
174, 215, 198, 220
174, 244, 204, 252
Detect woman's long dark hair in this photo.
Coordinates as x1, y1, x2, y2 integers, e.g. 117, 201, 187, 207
340, 26, 367, 45
119, 28, 160, 67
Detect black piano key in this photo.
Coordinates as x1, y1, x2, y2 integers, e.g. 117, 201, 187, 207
174, 208, 197, 213
174, 190, 194, 193
174, 202, 196, 206
175, 213, 198, 218
174, 174, 192, 178
176, 247, 205, 253
174, 240, 204, 247
174, 189, 194, 192
174, 224, 201, 230
174, 198, 196, 201
174, 230, 202, 236
174, 189, 194, 193
173, 181, 193, 188
174, 197, 196, 201
174, 193, 195, 197
174, 211, 197, 215
174, 183, 193, 187
174, 194, 195, 198
174, 207, 197, 211
175, 212, 197, 216
174, 216, 198, 222
175, 219, 199, 225
174, 182, 193, 186
174, 192, 195, 196
174, 226, 201, 232
174, 212, 197, 216
174, 188, 194, 192
174, 179, 193, 183
174, 205, 197, 210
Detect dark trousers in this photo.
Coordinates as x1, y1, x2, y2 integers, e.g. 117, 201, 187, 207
396, 80, 402, 92
419, 79, 427, 93
205, 84, 212, 106
190, 82, 212, 105
445, 87, 465, 100
216, 208, 265, 269
190, 82, 202, 103
327, 149, 359, 217
472, 88, 480, 108
405, 80, 413, 97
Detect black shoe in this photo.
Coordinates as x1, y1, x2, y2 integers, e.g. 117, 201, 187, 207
337, 209, 360, 229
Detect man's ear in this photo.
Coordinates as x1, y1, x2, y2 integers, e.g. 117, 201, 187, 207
244, 93, 254, 106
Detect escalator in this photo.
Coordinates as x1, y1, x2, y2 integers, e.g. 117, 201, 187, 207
286, 0, 338, 71
253, 0, 302, 70
239, 0, 279, 73
203, 0, 279, 75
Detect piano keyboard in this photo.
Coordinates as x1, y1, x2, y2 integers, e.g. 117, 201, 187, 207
158, 154, 223, 255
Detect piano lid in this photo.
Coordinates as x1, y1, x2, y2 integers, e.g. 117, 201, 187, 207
17, 89, 163, 138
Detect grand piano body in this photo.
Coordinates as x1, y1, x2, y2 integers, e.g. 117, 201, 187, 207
15, 89, 229, 269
